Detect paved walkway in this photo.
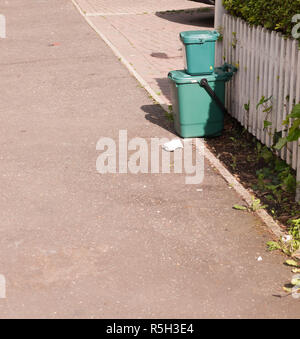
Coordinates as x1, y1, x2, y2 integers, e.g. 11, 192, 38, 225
0, 0, 299, 318
75, 0, 215, 104
75, 0, 212, 15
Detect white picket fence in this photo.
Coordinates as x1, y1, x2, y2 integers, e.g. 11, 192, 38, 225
217, 14, 300, 199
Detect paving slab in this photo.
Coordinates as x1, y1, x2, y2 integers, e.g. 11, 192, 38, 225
75, 0, 212, 15
78, 1, 215, 104
0, 0, 299, 318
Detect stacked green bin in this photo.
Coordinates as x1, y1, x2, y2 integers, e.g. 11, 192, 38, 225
168, 30, 236, 138
168, 65, 236, 138
180, 30, 220, 75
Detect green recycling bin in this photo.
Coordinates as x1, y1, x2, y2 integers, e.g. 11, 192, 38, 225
180, 30, 220, 75
168, 64, 236, 138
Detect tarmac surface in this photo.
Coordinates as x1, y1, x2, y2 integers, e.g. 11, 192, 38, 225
0, 0, 299, 318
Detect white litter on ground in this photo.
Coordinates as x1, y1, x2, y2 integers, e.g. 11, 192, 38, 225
282, 235, 292, 243
162, 139, 183, 152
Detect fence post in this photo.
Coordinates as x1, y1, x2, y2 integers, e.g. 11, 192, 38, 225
214, 0, 226, 66
296, 174, 300, 202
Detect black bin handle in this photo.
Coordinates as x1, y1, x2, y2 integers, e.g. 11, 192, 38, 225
199, 78, 229, 115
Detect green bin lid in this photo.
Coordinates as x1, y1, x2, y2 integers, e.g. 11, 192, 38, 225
168, 66, 234, 84
180, 30, 220, 44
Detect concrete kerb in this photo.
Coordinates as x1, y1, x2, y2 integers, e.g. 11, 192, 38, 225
71, 0, 285, 240
203, 146, 285, 239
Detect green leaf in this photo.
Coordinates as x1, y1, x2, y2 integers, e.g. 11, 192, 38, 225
263, 106, 272, 113
222, 1, 300, 40
251, 198, 267, 211
291, 277, 300, 286
272, 130, 282, 146
287, 128, 300, 143
244, 102, 250, 112
266, 241, 281, 251
263, 120, 272, 130
285, 259, 299, 267
282, 247, 292, 256
283, 286, 293, 293
274, 137, 288, 150
259, 147, 273, 162
233, 204, 247, 211
256, 95, 272, 109
282, 173, 296, 193
256, 96, 265, 109
290, 104, 300, 119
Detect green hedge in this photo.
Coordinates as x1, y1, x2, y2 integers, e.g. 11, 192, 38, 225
222, 0, 300, 39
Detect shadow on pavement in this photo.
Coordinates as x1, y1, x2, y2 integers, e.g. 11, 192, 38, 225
144, 6, 215, 138
155, 7, 214, 27
151, 52, 182, 60
155, 78, 173, 103
141, 104, 177, 135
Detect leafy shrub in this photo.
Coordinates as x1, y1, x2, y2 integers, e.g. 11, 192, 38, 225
222, 0, 300, 39
275, 104, 300, 150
